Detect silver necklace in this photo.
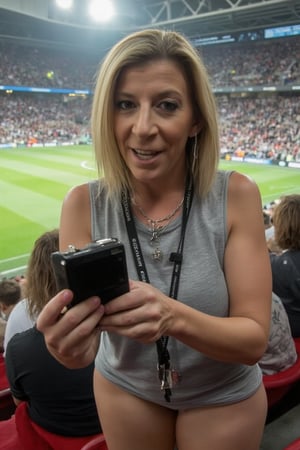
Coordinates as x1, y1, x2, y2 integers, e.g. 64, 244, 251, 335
132, 197, 184, 261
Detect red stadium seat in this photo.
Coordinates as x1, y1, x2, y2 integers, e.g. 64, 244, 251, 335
0, 415, 22, 450
293, 338, 300, 353
0, 387, 16, 421
284, 437, 300, 450
263, 343, 300, 408
0, 353, 16, 420
80, 434, 108, 450
13, 402, 104, 450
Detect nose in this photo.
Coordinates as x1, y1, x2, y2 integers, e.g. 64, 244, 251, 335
132, 105, 157, 137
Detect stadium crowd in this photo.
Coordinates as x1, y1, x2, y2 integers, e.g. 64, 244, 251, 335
218, 95, 300, 161
201, 37, 300, 87
0, 42, 96, 90
1, 37, 299, 89
0, 35, 299, 158
0, 92, 298, 161
0, 93, 91, 146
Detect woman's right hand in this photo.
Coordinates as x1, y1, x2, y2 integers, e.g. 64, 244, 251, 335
36, 289, 105, 369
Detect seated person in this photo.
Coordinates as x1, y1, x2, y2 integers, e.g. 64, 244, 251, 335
268, 194, 300, 337
4, 229, 102, 437
259, 292, 297, 375
0, 278, 22, 352
3, 296, 35, 354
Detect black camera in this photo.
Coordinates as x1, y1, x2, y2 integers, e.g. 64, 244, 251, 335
51, 238, 129, 307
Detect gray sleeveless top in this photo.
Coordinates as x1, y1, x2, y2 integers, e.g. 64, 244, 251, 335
91, 170, 262, 410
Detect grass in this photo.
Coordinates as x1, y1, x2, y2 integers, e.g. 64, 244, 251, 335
0, 144, 299, 277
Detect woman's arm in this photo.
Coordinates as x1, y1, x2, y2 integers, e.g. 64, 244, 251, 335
59, 183, 92, 251
37, 183, 105, 368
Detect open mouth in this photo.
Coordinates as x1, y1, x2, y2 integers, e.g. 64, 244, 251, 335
132, 148, 160, 160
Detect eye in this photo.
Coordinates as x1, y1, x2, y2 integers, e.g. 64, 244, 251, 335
115, 100, 135, 110
158, 101, 179, 113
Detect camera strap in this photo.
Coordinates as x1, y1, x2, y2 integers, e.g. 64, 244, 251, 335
121, 174, 193, 402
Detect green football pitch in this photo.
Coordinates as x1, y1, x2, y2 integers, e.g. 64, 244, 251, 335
1, 145, 299, 277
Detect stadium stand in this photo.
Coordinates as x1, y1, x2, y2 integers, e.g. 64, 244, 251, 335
0, 36, 298, 162
0, 37, 299, 89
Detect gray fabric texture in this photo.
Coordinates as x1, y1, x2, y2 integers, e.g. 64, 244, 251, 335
91, 170, 262, 409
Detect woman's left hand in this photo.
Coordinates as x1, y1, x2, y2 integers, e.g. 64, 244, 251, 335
99, 280, 174, 343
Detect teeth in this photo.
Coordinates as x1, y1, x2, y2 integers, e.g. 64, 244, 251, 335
134, 149, 155, 155
133, 148, 157, 159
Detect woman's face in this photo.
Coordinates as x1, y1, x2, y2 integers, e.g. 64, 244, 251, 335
114, 59, 200, 186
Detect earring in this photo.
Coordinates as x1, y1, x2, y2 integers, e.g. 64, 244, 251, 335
192, 134, 198, 172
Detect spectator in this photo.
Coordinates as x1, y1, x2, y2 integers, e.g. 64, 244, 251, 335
263, 209, 274, 241
0, 279, 21, 352
37, 29, 271, 450
268, 194, 300, 337
4, 229, 102, 437
259, 292, 297, 375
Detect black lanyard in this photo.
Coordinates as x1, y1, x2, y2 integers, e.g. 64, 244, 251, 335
121, 175, 193, 402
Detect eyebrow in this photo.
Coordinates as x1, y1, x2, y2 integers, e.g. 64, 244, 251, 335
115, 89, 183, 98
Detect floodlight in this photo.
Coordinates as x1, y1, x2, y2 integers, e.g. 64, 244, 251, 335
56, 0, 73, 9
89, 0, 115, 22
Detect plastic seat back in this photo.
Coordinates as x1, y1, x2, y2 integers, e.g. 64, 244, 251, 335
15, 402, 104, 450
0, 353, 16, 420
284, 437, 300, 450
80, 435, 108, 450
263, 343, 300, 408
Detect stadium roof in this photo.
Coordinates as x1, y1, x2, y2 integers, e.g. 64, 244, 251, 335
0, 0, 299, 49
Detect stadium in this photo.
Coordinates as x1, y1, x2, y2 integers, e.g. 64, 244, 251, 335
0, 0, 300, 449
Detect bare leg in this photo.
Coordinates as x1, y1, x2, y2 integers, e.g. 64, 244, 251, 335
94, 369, 177, 450
176, 383, 267, 450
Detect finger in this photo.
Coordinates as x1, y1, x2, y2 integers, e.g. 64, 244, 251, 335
37, 289, 74, 331
37, 290, 103, 333
103, 283, 155, 316
58, 298, 104, 336
52, 314, 102, 357
99, 322, 160, 344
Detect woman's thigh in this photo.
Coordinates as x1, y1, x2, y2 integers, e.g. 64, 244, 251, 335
94, 369, 177, 450
176, 383, 267, 450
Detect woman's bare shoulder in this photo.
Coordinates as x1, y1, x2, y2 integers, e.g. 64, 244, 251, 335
60, 183, 92, 250
226, 171, 263, 230
227, 171, 260, 200
63, 183, 90, 206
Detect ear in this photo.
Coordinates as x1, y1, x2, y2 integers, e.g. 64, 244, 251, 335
189, 119, 203, 138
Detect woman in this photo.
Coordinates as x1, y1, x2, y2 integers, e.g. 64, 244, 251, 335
258, 292, 297, 375
268, 194, 300, 337
37, 29, 272, 450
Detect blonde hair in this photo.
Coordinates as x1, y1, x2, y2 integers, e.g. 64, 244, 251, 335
91, 29, 220, 199
26, 229, 59, 320
273, 195, 300, 250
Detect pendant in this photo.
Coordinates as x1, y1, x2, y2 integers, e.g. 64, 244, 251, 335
150, 230, 160, 243
157, 364, 181, 390
157, 364, 173, 390
152, 247, 163, 261
171, 369, 181, 385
